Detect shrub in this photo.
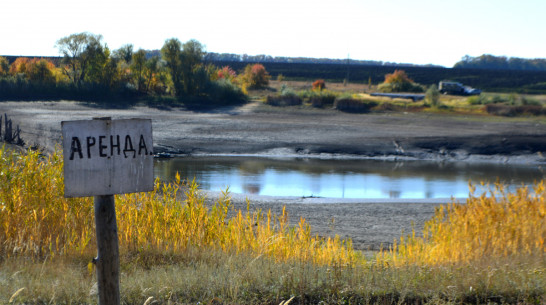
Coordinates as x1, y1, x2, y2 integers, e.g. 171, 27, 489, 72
206, 78, 247, 105
334, 97, 377, 113
384, 69, 412, 84
521, 96, 541, 106
377, 82, 423, 93
312, 79, 326, 91
216, 66, 236, 82
378, 69, 424, 93
490, 95, 507, 104
240, 63, 270, 89
265, 83, 303, 106
467, 95, 488, 105
300, 89, 337, 108
280, 84, 296, 97
425, 84, 440, 107
484, 104, 546, 116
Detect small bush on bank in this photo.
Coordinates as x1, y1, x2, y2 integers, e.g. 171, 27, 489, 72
378, 70, 424, 93
312, 79, 326, 91
299, 89, 337, 108
240, 63, 270, 89
425, 84, 440, 107
334, 97, 377, 113
467, 94, 488, 105
484, 104, 546, 116
205, 79, 247, 106
378, 81, 424, 93
265, 85, 303, 107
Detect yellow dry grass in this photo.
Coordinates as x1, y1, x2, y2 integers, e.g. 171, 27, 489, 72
0, 146, 357, 266
379, 182, 546, 266
1, 145, 544, 271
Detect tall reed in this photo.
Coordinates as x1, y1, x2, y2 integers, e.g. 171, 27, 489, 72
380, 182, 546, 266
0, 146, 358, 266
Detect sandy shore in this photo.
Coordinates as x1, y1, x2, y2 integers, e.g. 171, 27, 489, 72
1, 100, 545, 249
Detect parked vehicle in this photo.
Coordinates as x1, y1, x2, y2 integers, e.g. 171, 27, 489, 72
439, 81, 481, 95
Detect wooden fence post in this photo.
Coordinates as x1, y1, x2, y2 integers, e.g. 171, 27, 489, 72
94, 195, 120, 305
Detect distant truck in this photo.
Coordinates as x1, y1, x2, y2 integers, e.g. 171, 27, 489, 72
438, 81, 481, 95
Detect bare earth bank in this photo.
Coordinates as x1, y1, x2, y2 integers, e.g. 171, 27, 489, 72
2, 101, 545, 249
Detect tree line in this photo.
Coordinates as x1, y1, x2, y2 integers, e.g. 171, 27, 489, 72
0, 32, 271, 105
454, 54, 546, 71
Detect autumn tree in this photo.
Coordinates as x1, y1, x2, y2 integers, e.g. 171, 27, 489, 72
131, 49, 147, 91
100, 53, 121, 89
113, 44, 134, 64
112, 44, 133, 84
55, 32, 104, 86
241, 64, 270, 89
217, 66, 237, 82
84, 41, 109, 84
9, 57, 30, 75
161, 38, 205, 96
0, 57, 9, 76
26, 58, 56, 83
143, 55, 162, 93
180, 39, 205, 95
161, 38, 183, 95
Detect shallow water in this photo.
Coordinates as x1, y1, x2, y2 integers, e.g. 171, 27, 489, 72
154, 156, 546, 199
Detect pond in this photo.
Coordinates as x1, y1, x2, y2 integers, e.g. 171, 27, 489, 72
154, 156, 545, 199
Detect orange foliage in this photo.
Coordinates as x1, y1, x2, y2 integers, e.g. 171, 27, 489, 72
384, 69, 413, 84
312, 79, 326, 91
9, 57, 30, 75
217, 66, 236, 81
26, 58, 56, 83
241, 63, 270, 89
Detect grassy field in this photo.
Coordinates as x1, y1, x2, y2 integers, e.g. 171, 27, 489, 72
256, 80, 546, 118
0, 145, 544, 304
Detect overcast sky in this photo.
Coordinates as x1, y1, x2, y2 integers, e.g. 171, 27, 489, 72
2, 0, 545, 67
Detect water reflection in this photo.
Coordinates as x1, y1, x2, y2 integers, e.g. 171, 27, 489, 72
154, 157, 545, 199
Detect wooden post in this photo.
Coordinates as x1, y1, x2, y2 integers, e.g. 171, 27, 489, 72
94, 195, 120, 305
62, 117, 153, 305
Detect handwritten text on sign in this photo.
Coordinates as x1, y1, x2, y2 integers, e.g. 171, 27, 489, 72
62, 118, 154, 197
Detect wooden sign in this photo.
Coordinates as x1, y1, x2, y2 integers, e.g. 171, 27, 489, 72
62, 118, 154, 198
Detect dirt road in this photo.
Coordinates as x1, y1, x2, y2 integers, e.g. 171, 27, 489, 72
1, 100, 545, 249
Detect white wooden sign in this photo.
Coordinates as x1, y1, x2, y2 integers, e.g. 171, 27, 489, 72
62, 118, 154, 197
